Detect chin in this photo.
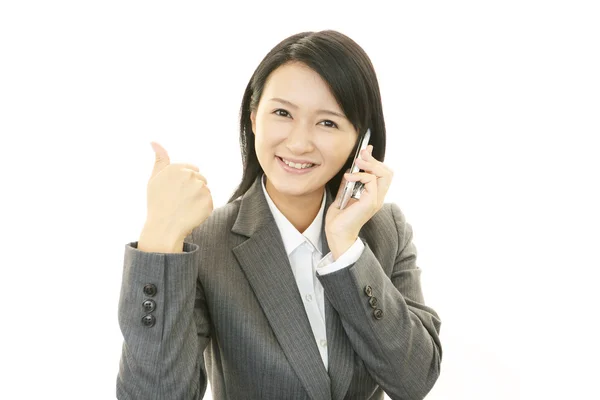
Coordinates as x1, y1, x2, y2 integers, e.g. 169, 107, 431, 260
271, 179, 313, 196
268, 171, 325, 197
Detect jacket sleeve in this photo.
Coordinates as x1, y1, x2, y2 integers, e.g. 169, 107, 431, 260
116, 230, 211, 400
316, 203, 442, 400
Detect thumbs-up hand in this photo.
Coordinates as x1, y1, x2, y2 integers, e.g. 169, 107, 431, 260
145, 141, 213, 244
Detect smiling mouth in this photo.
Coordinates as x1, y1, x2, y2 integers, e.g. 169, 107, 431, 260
276, 156, 319, 172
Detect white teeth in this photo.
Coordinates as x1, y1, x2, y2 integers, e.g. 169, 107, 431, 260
282, 158, 314, 169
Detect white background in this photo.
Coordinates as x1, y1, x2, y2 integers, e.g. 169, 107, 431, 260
1, 1, 598, 399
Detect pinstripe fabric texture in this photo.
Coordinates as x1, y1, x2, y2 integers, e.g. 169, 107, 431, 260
117, 174, 442, 400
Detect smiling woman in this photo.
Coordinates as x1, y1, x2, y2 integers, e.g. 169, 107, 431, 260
117, 29, 441, 400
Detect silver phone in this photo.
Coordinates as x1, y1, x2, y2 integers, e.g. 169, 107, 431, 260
339, 128, 371, 209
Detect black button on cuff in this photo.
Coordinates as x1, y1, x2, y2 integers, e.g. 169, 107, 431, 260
143, 283, 157, 297
142, 314, 156, 327
142, 299, 156, 313
364, 285, 373, 297
373, 308, 383, 320
368, 296, 378, 309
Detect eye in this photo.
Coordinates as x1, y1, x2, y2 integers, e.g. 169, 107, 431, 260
320, 120, 338, 129
273, 109, 290, 118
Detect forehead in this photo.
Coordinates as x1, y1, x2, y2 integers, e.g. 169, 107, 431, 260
262, 62, 342, 111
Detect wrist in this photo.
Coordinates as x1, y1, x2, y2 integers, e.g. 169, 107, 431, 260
326, 230, 357, 244
143, 218, 183, 240
326, 232, 357, 261
138, 221, 185, 253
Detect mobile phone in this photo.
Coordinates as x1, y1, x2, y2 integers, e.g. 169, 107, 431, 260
339, 128, 371, 209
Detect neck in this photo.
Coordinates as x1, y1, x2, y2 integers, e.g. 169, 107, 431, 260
265, 177, 324, 233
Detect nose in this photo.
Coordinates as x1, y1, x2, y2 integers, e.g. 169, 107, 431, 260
285, 125, 315, 154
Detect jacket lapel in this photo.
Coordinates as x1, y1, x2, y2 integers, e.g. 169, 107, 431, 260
232, 175, 331, 400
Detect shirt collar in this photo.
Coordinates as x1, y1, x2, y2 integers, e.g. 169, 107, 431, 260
260, 173, 326, 257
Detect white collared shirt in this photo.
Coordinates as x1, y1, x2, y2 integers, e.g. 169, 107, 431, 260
260, 173, 365, 370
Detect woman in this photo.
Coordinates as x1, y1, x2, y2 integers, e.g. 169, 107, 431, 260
117, 30, 442, 400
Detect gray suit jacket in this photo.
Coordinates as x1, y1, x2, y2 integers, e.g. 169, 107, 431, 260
117, 174, 442, 400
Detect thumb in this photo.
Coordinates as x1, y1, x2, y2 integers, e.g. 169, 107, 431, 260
150, 141, 170, 177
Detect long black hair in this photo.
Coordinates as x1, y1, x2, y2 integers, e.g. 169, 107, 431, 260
227, 30, 387, 204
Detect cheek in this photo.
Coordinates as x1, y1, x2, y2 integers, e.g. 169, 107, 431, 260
318, 150, 346, 174
324, 141, 353, 163
257, 119, 287, 144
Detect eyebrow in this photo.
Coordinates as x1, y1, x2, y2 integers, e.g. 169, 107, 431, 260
268, 98, 347, 119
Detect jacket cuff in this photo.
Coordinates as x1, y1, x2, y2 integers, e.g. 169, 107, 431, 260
118, 241, 199, 358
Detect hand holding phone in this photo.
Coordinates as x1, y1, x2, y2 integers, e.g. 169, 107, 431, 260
339, 128, 371, 209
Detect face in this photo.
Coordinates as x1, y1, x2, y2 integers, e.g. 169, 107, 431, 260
250, 62, 358, 201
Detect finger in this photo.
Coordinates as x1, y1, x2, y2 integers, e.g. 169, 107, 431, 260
343, 171, 377, 193
172, 163, 200, 172
356, 145, 384, 170
344, 172, 378, 201
354, 156, 383, 176
169, 163, 205, 183
151, 141, 170, 164
150, 141, 170, 177
361, 146, 374, 161
355, 157, 393, 182
359, 146, 385, 166
200, 179, 211, 193
190, 170, 207, 184
343, 171, 373, 182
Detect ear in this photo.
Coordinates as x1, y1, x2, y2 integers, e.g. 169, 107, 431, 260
250, 110, 257, 135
